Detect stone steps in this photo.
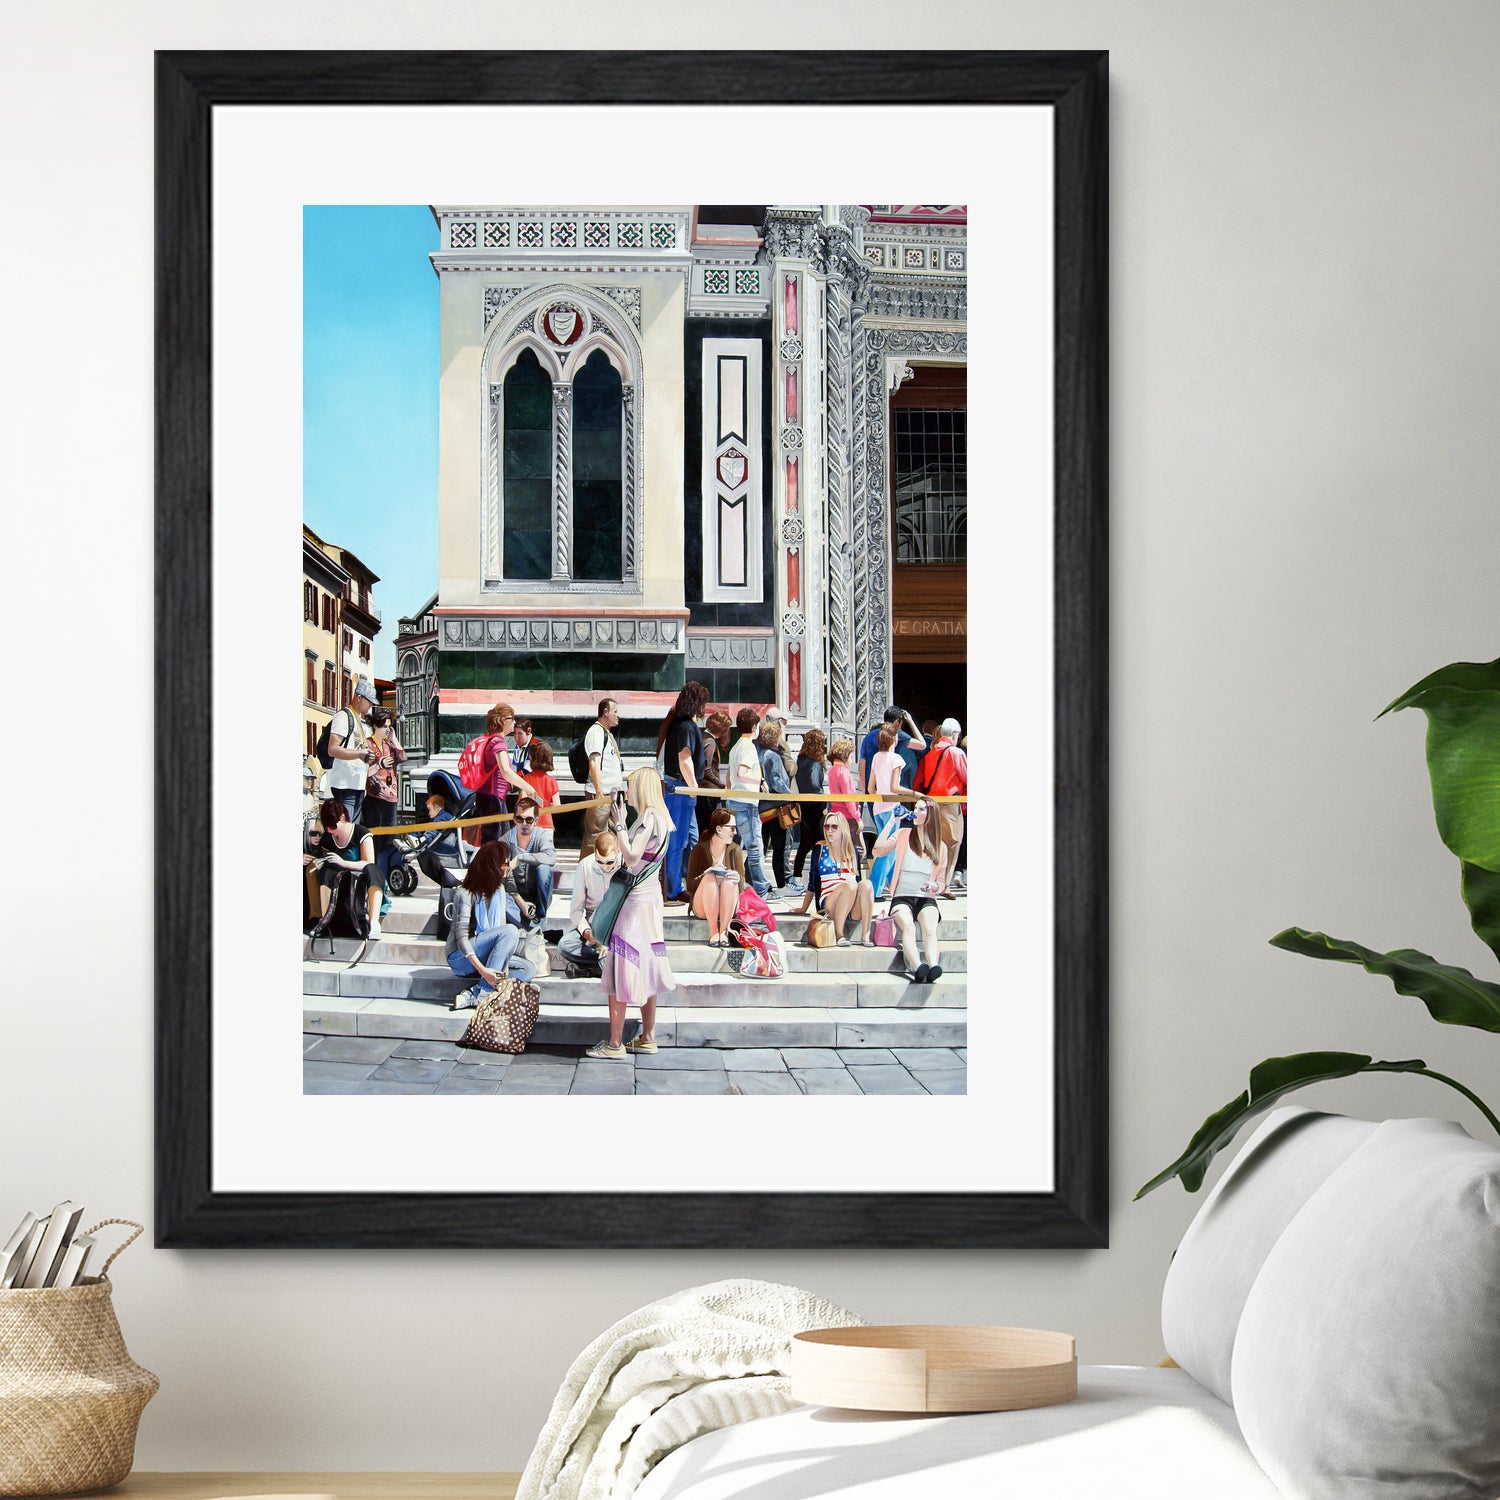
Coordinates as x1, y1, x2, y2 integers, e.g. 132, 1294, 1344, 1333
312, 860, 967, 1050
304, 960, 967, 1010
378, 896, 970, 944
303, 995, 968, 1050
307, 932, 969, 975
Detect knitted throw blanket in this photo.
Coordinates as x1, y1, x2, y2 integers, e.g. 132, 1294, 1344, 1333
515, 1279, 865, 1500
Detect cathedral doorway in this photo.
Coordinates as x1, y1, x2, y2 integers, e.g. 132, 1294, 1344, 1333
890, 362, 967, 737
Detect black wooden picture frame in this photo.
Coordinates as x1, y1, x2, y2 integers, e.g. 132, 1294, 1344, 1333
156, 49, 1108, 1249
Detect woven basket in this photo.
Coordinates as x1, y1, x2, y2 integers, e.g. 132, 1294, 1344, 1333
0, 1221, 158, 1497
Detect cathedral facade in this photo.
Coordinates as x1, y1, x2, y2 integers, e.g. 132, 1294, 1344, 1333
422, 204, 967, 758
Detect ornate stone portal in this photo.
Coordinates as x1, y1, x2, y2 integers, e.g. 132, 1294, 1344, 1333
765, 206, 967, 737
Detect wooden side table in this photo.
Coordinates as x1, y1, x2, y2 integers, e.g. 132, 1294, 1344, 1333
98, 1476, 521, 1499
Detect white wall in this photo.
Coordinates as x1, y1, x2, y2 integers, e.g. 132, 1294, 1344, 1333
5, 0, 1499, 1473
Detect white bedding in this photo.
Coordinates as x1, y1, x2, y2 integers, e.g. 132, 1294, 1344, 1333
516, 1280, 864, 1500
635, 1366, 1280, 1499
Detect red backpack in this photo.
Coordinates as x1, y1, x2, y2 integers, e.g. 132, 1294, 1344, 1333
457, 734, 497, 791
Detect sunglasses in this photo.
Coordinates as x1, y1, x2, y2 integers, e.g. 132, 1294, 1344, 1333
514, 815, 536, 825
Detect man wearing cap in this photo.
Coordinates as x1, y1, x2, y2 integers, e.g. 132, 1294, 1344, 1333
326, 677, 377, 823
916, 717, 968, 897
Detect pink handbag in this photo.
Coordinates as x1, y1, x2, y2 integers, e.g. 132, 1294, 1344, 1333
871, 914, 897, 947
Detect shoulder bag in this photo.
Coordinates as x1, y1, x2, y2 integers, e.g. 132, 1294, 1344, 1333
589, 833, 670, 948
806, 915, 838, 948
461, 976, 541, 1054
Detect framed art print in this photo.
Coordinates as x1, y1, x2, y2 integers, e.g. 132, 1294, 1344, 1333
156, 51, 1107, 1248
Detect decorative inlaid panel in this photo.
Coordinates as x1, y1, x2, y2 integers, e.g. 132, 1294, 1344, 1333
704, 268, 731, 295
701, 338, 763, 605
451, 221, 477, 248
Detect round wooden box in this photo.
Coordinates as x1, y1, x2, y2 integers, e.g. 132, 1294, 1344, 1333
790, 1324, 1077, 1414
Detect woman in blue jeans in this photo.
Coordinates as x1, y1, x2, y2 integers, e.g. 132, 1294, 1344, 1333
656, 680, 709, 901
445, 841, 533, 1010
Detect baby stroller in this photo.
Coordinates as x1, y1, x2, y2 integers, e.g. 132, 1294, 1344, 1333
383, 768, 475, 897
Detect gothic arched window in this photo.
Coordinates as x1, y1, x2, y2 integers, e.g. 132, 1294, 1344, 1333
484, 292, 642, 592
502, 347, 553, 581
572, 349, 623, 581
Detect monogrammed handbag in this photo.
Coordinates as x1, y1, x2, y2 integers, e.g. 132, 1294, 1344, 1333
460, 977, 540, 1054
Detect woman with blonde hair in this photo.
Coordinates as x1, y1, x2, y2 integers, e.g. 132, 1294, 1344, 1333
793, 807, 875, 945
588, 766, 676, 1059
872, 795, 947, 983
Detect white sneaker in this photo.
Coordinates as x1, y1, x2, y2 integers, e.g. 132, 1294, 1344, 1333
451, 986, 478, 1011
368, 918, 383, 940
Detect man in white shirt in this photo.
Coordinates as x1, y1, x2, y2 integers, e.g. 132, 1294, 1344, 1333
558, 830, 621, 976
727, 707, 772, 898
582, 697, 624, 855
326, 677, 377, 822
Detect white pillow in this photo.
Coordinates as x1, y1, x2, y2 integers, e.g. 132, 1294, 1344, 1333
1160, 1106, 1376, 1403
1232, 1116, 1500, 1498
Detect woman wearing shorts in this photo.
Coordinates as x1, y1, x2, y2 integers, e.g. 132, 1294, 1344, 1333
873, 796, 946, 984
684, 807, 746, 947
793, 809, 875, 945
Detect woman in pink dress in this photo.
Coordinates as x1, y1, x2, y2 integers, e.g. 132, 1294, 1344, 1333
587, 767, 677, 1059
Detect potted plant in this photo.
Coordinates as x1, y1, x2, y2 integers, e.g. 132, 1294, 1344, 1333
1138, 659, 1500, 1198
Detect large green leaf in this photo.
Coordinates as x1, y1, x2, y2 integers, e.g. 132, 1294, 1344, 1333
1379, 659, 1500, 872
1134, 1053, 1428, 1198
1461, 862, 1500, 967
1269, 927, 1500, 1033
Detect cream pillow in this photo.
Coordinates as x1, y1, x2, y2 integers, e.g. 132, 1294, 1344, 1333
1232, 1117, 1500, 1497
1160, 1106, 1376, 1403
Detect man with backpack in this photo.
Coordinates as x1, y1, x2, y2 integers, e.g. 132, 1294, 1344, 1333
575, 697, 624, 856
324, 677, 377, 823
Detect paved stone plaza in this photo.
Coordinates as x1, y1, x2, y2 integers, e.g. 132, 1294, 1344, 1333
303, 1036, 968, 1096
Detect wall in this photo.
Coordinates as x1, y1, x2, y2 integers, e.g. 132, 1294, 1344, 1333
5, 0, 1499, 1473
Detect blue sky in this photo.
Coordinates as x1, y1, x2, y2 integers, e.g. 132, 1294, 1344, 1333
304, 206, 440, 680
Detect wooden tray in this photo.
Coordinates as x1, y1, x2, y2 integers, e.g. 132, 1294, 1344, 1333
790, 1324, 1077, 1414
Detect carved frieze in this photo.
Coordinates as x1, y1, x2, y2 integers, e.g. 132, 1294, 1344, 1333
438, 614, 686, 653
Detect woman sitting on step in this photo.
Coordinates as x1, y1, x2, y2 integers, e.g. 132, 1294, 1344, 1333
445, 840, 532, 1011
872, 796, 946, 984
792, 809, 875, 946
305, 798, 382, 940
684, 807, 746, 947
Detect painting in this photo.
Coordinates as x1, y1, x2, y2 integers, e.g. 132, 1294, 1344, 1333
156, 51, 1107, 1247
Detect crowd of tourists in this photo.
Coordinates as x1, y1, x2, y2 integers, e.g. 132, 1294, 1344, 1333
302, 677, 968, 1056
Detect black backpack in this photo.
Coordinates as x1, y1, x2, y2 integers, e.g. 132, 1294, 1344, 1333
569, 725, 615, 786
432, 882, 462, 943
314, 707, 355, 771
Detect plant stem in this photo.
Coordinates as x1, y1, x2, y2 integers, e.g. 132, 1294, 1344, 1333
1370, 1063, 1500, 1139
